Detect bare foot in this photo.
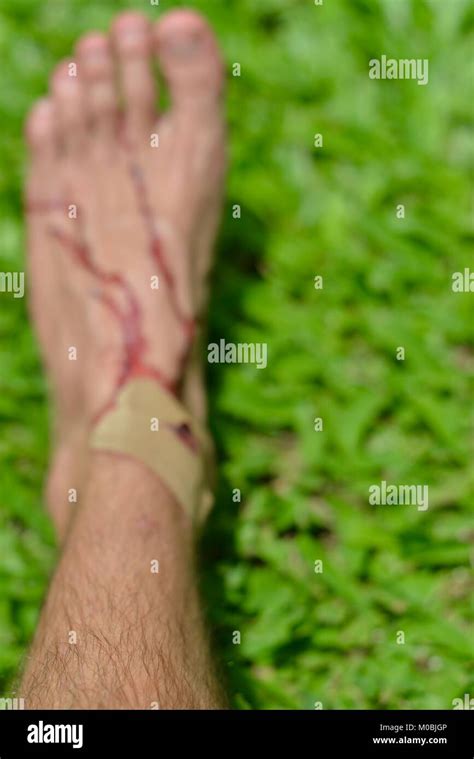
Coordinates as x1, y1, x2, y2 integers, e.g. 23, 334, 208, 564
25, 10, 226, 539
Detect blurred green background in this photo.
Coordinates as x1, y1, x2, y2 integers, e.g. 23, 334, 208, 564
0, 0, 473, 709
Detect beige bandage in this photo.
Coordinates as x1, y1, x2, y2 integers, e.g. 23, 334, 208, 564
90, 378, 215, 525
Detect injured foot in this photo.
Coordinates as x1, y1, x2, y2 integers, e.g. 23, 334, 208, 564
25, 9, 226, 539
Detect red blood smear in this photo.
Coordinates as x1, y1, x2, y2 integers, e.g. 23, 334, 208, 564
29, 155, 200, 452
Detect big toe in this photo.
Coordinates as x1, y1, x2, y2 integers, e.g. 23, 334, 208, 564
154, 10, 224, 112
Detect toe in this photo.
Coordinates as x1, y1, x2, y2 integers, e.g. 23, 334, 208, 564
111, 12, 156, 142
25, 97, 56, 158
51, 60, 85, 155
154, 10, 224, 112
76, 33, 118, 141
25, 97, 59, 212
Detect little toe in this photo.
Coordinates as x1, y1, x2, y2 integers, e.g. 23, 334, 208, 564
25, 97, 57, 159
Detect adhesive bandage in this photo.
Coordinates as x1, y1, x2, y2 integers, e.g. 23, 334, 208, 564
90, 378, 214, 525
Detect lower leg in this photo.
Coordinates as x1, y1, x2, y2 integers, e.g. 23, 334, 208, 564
21, 453, 226, 709
23, 9, 226, 709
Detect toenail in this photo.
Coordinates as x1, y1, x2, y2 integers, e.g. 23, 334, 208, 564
33, 98, 51, 117
166, 31, 204, 59
79, 39, 109, 57
116, 29, 149, 54
82, 48, 110, 64
121, 30, 142, 42
55, 78, 78, 93
78, 36, 108, 55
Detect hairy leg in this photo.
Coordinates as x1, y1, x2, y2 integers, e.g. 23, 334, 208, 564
21, 454, 225, 708
22, 9, 226, 709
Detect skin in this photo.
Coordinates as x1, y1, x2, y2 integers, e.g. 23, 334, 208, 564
20, 9, 227, 708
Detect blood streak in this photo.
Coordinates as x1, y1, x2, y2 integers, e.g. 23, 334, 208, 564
27, 178, 199, 450
128, 162, 196, 343
50, 226, 173, 411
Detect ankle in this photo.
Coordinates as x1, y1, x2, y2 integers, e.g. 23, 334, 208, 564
78, 452, 196, 545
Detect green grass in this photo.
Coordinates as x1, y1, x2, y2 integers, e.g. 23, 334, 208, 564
0, 0, 473, 709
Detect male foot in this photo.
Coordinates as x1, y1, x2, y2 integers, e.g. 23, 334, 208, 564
25, 10, 226, 539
